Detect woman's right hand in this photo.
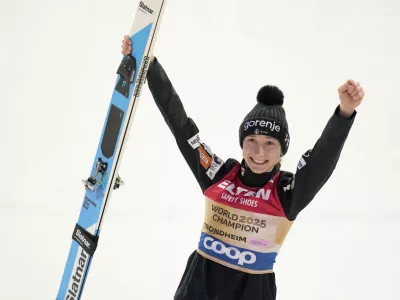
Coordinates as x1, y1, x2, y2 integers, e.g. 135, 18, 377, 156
121, 35, 155, 63
121, 35, 132, 55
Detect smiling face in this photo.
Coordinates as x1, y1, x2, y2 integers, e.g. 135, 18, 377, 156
242, 135, 282, 174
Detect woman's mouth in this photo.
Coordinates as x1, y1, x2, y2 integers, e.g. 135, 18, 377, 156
250, 157, 269, 165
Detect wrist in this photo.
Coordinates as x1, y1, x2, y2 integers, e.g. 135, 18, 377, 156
339, 104, 354, 118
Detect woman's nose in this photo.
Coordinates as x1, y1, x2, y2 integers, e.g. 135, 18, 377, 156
254, 144, 265, 155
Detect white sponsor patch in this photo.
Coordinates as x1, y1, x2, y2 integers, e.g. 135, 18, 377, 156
187, 133, 201, 149
297, 156, 306, 170
206, 155, 224, 179
202, 143, 214, 157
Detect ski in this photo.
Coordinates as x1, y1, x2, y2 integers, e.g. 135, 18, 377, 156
56, 1, 167, 299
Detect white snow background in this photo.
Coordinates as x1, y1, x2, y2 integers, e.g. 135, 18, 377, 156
0, 0, 399, 299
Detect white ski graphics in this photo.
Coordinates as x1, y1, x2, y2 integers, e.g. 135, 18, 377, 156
56, 1, 167, 299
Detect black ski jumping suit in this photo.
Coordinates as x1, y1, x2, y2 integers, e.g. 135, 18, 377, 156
146, 57, 356, 300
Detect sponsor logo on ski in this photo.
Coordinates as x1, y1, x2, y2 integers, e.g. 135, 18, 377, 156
218, 180, 272, 201
75, 229, 91, 249
66, 249, 88, 299
243, 119, 280, 133
139, 1, 154, 14
82, 196, 96, 211
133, 55, 150, 97
187, 133, 201, 149
203, 236, 256, 266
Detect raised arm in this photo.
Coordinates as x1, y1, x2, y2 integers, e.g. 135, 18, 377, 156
145, 57, 237, 192
278, 80, 364, 220
278, 106, 356, 220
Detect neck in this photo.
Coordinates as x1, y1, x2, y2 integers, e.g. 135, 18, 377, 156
239, 160, 279, 187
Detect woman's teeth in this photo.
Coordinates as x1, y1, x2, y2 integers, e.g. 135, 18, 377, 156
251, 158, 268, 164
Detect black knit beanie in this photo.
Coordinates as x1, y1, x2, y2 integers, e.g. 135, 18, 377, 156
239, 85, 290, 155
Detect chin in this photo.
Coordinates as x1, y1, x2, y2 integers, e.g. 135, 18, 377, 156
250, 168, 266, 174
252, 167, 272, 174
248, 162, 273, 174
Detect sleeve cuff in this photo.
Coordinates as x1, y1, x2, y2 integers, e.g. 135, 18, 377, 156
147, 56, 158, 74
327, 105, 356, 138
334, 105, 357, 120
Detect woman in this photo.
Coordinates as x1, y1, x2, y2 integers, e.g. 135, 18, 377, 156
121, 36, 365, 300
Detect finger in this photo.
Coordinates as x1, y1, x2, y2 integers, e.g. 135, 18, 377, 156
122, 38, 131, 47
121, 45, 130, 55
351, 86, 362, 97
122, 40, 131, 48
125, 46, 132, 55
338, 83, 350, 93
347, 79, 355, 86
353, 91, 365, 101
347, 84, 355, 94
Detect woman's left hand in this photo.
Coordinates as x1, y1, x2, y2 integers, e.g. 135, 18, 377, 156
337, 79, 365, 117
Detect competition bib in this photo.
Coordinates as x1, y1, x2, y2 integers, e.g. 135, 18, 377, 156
197, 164, 293, 274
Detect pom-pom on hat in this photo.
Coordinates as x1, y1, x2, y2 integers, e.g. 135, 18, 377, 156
239, 85, 290, 155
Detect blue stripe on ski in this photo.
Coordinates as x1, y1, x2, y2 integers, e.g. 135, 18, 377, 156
57, 240, 79, 299
78, 22, 153, 230
56, 22, 153, 300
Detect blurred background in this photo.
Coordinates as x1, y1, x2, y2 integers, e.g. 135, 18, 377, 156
0, 0, 399, 299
